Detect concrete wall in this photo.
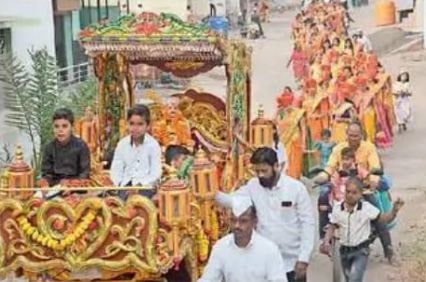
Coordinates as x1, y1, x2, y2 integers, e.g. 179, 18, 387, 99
0, 0, 56, 64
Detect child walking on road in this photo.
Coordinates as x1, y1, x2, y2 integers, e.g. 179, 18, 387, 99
393, 69, 412, 133
320, 177, 404, 282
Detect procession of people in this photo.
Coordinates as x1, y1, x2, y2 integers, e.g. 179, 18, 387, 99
32, 1, 409, 282
278, 0, 401, 180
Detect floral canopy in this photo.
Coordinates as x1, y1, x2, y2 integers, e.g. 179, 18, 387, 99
79, 12, 251, 168
79, 12, 226, 75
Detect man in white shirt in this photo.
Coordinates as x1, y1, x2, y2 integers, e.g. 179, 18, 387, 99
199, 196, 287, 282
216, 147, 315, 282
110, 105, 162, 200
356, 29, 373, 53
273, 124, 288, 172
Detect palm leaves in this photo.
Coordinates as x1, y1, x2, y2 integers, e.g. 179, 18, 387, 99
61, 77, 97, 118
0, 144, 13, 172
0, 48, 59, 176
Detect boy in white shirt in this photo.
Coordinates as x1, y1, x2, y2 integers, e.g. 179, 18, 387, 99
321, 177, 404, 282
110, 105, 162, 200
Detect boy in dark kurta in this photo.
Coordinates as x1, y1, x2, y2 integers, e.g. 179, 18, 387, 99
40, 108, 90, 194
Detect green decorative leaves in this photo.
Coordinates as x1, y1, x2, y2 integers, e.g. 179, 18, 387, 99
0, 48, 59, 177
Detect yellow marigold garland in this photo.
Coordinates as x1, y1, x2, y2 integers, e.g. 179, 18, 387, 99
18, 209, 97, 251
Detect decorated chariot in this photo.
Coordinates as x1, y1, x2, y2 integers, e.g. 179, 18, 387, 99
0, 12, 277, 282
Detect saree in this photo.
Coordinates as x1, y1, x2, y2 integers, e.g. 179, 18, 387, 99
276, 108, 305, 179
331, 102, 354, 143
361, 104, 376, 143
291, 51, 309, 81
303, 93, 329, 141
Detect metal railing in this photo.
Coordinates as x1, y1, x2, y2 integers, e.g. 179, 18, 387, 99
57, 62, 93, 88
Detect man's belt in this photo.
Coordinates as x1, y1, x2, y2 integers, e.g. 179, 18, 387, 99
340, 240, 370, 254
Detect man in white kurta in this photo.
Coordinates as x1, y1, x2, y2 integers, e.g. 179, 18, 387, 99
216, 147, 315, 282
198, 196, 287, 282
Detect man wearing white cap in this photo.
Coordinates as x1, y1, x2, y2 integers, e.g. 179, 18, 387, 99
356, 29, 373, 53
199, 196, 287, 282
216, 147, 315, 282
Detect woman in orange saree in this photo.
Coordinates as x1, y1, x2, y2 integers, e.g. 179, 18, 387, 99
332, 37, 344, 54
343, 38, 355, 57
310, 55, 323, 82
354, 51, 367, 73
364, 54, 379, 81
357, 78, 377, 144
275, 91, 306, 179
318, 67, 332, 130
322, 39, 334, 65
302, 79, 324, 141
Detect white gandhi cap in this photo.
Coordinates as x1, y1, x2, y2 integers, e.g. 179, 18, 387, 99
231, 196, 253, 217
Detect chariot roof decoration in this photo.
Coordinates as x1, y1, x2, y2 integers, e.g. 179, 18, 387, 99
79, 12, 226, 67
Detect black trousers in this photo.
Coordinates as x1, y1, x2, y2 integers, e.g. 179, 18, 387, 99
210, 4, 216, 17
117, 182, 156, 201
287, 271, 307, 282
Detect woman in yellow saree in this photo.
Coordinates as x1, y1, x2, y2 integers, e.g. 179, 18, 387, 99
330, 82, 358, 143
275, 91, 306, 179
354, 76, 376, 143
310, 55, 323, 82
318, 72, 332, 131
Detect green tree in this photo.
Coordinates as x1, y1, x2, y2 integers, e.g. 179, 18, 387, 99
61, 77, 98, 118
0, 48, 59, 177
0, 144, 13, 174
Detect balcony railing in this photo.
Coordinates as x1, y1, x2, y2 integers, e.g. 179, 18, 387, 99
57, 62, 93, 88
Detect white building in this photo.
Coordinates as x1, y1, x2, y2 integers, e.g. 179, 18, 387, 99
0, 0, 56, 63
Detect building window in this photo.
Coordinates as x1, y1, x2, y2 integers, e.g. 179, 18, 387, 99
0, 28, 12, 54
80, 0, 120, 28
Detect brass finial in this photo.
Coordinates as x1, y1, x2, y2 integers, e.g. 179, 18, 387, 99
258, 104, 264, 118
14, 145, 23, 162
164, 164, 179, 179
9, 145, 30, 172
193, 149, 211, 167
195, 149, 207, 160
161, 164, 187, 191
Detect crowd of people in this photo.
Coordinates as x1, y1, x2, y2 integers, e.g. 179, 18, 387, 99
200, 1, 406, 282
277, 1, 402, 181
32, 1, 411, 282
